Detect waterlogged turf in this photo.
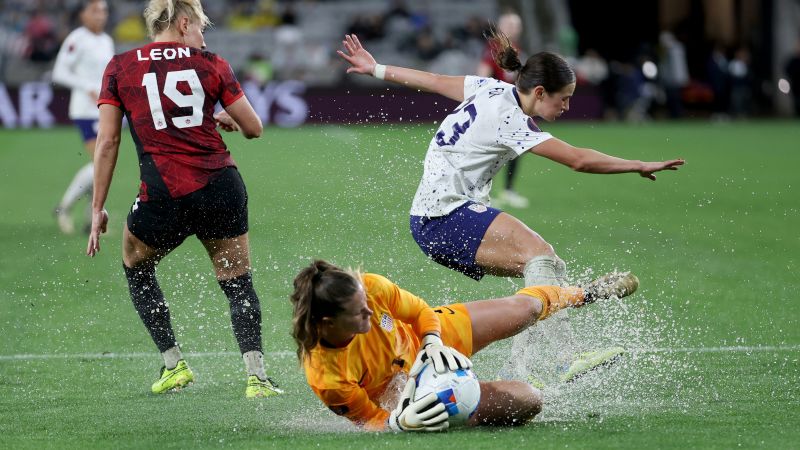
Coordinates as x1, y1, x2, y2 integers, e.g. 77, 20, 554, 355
1, 122, 799, 449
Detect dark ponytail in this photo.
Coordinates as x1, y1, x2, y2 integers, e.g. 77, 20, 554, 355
485, 29, 576, 95
290, 260, 361, 362
486, 26, 523, 72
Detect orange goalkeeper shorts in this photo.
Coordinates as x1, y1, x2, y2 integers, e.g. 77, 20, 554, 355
435, 303, 473, 357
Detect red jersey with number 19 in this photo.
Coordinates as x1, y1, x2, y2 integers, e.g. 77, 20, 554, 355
98, 42, 245, 200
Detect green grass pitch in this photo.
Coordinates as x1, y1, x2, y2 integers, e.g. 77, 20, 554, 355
1, 121, 799, 449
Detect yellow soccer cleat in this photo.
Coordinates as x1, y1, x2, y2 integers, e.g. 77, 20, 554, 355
151, 360, 194, 394
583, 272, 639, 303
527, 375, 546, 389
245, 375, 284, 398
560, 347, 625, 383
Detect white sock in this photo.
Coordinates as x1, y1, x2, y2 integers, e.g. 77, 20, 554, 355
162, 346, 182, 370
500, 256, 573, 381
243, 350, 267, 380
554, 257, 568, 285
58, 163, 94, 212
523, 255, 563, 286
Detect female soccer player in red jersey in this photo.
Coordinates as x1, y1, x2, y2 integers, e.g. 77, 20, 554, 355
290, 260, 638, 431
338, 33, 684, 384
86, 0, 280, 398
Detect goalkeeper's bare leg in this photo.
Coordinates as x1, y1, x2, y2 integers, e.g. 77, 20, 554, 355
465, 279, 637, 353
456, 279, 637, 425
455, 286, 582, 426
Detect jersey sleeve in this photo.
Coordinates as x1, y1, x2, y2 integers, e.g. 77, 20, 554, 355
314, 382, 390, 431
462, 75, 490, 101
97, 56, 121, 108
214, 55, 245, 107
365, 274, 441, 337
497, 108, 553, 155
52, 31, 96, 92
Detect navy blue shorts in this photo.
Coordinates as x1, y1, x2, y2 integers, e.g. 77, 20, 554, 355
410, 201, 502, 281
74, 119, 98, 142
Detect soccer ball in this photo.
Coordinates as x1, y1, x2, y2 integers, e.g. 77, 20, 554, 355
414, 363, 481, 425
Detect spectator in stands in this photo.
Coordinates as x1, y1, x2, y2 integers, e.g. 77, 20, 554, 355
728, 46, 752, 118
113, 12, 147, 43
707, 42, 729, 120
243, 52, 273, 86
450, 15, 487, 58
413, 26, 442, 62
346, 14, 385, 41
574, 49, 608, 87
281, 1, 297, 26
658, 31, 689, 119
25, 8, 59, 62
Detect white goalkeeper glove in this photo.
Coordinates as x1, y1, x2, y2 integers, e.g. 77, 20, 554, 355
388, 378, 449, 432
409, 334, 472, 377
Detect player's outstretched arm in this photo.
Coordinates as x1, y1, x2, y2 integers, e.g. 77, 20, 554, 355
219, 96, 262, 139
337, 34, 466, 102
531, 137, 685, 180
86, 104, 122, 257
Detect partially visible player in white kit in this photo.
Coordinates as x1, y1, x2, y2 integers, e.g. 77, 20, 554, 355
52, 0, 114, 234
337, 33, 684, 384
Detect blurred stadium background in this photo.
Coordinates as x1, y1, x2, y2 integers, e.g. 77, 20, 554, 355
2, 0, 800, 127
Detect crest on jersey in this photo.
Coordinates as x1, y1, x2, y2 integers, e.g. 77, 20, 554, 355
468, 203, 488, 213
380, 313, 394, 331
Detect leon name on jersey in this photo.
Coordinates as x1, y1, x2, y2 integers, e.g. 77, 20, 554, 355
137, 47, 191, 61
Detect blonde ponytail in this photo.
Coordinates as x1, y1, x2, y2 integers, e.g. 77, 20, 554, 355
144, 0, 211, 39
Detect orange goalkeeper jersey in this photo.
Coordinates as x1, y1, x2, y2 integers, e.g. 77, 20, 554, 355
303, 273, 441, 431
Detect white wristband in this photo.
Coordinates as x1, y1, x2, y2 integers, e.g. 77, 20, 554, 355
373, 64, 387, 80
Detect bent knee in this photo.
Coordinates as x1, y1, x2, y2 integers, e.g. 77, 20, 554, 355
509, 294, 543, 322
514, 239, 556, 266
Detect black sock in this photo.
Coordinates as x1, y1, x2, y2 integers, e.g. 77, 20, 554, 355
123, 262, 177, 353
218, 272, 262, 354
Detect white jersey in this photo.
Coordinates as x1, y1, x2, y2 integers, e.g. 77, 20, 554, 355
52, 27, 114, 120
410, 76, 553, 217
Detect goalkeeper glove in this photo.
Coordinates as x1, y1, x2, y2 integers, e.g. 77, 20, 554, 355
409, 334, 472, 377
388, 378, 449, 432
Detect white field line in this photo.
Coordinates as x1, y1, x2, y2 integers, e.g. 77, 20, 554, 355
0, 345, 798, 361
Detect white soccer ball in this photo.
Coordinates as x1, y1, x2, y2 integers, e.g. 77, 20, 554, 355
414, 363, 481, 425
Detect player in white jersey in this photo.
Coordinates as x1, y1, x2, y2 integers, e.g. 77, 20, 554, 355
337, 33, 684, 384
52, 0, 114, 234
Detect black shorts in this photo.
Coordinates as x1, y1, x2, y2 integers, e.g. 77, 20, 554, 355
127, 167, 249, 250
